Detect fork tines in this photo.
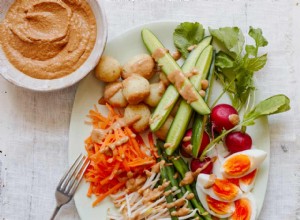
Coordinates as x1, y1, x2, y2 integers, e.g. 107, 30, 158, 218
57, 154, 90, 196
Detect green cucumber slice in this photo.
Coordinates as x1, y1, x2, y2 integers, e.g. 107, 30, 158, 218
141, 28, 212, 131
165, 46, 214, 155
192, 50, 216, 158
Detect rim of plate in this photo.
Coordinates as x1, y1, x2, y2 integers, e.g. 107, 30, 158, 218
0, 0, 108, 92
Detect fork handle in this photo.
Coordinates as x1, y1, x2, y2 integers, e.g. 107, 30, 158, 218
50, 205, 62, 220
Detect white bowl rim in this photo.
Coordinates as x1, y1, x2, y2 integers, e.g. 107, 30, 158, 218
0, 0, 108, 92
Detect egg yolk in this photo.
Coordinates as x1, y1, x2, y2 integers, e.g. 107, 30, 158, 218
240, 169, 257, 185
223, 154, 251, 177
231, 198, 252, 220
206, 195, 232, 215
212, 179, 239, 201
227, 178, 240, 186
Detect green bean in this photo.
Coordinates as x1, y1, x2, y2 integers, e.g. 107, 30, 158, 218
177, 175, 205, 220
156, 141, 178, 220
165, 159, 202, 219
172, 155, 212, 220
157, 140, 204, 220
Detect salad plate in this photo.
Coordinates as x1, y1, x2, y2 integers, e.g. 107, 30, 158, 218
68, 21, 270, 220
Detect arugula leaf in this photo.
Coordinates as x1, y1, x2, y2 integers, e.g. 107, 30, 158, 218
243, 95, 290, 126
246, 26, 268, 57
209, 27, 245, 57
173, 22, 204, 59
243, 54, 268, 72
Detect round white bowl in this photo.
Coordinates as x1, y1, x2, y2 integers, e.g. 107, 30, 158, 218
0, 0, 107, 92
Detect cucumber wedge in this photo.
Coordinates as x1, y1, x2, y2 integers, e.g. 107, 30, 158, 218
166, 46, 214, 155
141, 28, 212, 131
192, 51, 216, 158
150, 37, 212, 132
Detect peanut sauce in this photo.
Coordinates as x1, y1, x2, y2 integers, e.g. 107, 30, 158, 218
103, 82, 123, 100
180, 160, 212, 186
91, 118, 127, 144
183, 136, 191, 142
167, 70, 198, 104
186, 68, 199, 78
152, 48, 169, 61
100, 136, 129, 154
0, 0, 96, 79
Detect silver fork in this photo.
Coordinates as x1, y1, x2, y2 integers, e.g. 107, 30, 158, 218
50, 154, 90, 220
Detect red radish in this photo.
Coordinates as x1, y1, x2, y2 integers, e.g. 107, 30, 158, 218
180, 129, 193, 158
210, 104, 240, 133
190, 157, 213, 174
181, 129, 211, 158
225, 131, 252, 153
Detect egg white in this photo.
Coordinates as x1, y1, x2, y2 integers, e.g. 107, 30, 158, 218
229, 193, 257, 220
220, 149, 267, 179
196, 185, 235, 218
197, 174, 243, 202
239, 169, 258, 193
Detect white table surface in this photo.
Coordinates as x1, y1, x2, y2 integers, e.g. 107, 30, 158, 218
0, 0, 299, 219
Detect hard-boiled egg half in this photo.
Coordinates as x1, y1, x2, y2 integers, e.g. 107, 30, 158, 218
220, 149, 267, 179
197, 187, 236, 218
229, 193, 257, 220
239, 169, 258, 193
197, 174, 243, 202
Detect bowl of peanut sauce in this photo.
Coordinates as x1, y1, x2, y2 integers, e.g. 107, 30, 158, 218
0, 0, 107, 91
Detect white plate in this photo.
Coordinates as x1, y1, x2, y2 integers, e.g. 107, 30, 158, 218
68, 21, 270, 220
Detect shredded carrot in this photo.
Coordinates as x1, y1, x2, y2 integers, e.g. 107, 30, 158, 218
148, 132, 159, 158
84, 104, 156, 207
127, 158, 156, 167
87, 185, 93, 197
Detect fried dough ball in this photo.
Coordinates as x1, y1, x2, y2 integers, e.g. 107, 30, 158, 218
144, 82, 166, 107
103, 82, 127, 107
95, 55, 122, 82
159, 72, 170, 86
122, 75, 150, 104
124, 104, 151, 132
122, 54, 155, 79
154, 115, 174, 140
